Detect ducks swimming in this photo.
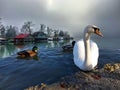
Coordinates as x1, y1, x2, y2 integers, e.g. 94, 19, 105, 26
62, 41, 76, 51
73, 25, 103, 71
17, 46, 39, 59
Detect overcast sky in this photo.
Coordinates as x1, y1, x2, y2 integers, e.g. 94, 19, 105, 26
0, 0, 120, 38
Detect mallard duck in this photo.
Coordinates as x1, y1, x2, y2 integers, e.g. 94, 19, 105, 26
17, 46, 39, 58
62, 41, 76, 51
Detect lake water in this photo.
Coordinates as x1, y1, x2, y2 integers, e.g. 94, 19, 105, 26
0, 38, 120, 90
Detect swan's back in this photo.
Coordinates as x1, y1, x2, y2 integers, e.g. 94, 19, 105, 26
73, 39, 99, 70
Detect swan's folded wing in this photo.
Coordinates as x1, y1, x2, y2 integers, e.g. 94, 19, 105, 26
90, 40, 99, 66
73, 40, 85, 63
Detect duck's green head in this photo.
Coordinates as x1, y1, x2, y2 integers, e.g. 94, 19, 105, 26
32, 46, 38, 53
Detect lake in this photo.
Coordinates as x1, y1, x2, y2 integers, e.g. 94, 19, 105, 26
0, 38, 120, 90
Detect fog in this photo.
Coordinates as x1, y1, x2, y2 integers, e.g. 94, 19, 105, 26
0, 0, 120, 38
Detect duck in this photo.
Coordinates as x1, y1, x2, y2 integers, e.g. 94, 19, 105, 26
73, 25, 103, 71
17, 46, 39, 58
62, 41, 76, 51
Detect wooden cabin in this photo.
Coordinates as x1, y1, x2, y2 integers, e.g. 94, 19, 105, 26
32, 32, 47, 42
14, 34, 34, 43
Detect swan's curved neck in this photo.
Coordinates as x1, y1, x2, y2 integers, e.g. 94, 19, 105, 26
83, 32, 91, 65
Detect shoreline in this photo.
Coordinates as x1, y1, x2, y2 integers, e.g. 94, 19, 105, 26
25, 63, 120, 90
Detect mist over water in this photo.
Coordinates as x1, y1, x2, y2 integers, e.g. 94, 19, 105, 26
0, 0, 120, 38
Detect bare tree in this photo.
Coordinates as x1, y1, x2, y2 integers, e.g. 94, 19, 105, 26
21, 21, 34, 34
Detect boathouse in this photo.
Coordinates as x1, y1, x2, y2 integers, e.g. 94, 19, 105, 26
14, 33, 34, 43
32, 32, 47, 42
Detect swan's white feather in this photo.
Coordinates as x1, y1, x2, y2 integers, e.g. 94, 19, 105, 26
73, 39, 99, 71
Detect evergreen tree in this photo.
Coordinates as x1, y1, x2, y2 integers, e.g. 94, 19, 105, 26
0, 18, 6, 38
40, 24, 46, 33
54, 30, 59, 38
59, 30, 64, 37
47, 27, 53, 37
6, 25, 17, 38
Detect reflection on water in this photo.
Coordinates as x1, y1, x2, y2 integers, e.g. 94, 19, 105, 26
0, 40, 78, 90
46, 40, 69, 48
0, 39, 120, 90
0, 38, 120, 59
0, 44, 20, 58
0, 40, 71, 58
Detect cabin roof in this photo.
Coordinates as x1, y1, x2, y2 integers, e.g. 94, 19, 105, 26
15, 34, 30, 39
32, 32, 47, 36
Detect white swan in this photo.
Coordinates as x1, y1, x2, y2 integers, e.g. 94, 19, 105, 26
73, 25, 103, 71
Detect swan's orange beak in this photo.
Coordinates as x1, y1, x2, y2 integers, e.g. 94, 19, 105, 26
95, 29, 103, 37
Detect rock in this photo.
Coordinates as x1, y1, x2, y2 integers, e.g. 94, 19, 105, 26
25, 63, 120, 90
104, 63, 120, 72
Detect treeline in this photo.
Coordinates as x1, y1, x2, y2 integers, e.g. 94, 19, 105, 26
0, 18, 72, 39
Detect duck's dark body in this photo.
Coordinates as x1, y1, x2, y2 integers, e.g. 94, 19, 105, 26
17, 50, 31, 58
17, 46, 38, 58
62, 41, 76, 51
62, 45, 73, 51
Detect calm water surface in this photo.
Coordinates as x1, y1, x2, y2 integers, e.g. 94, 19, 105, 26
0, 39, 120, 90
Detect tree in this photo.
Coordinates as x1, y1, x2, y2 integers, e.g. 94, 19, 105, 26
54, 30, 59, 37
0, 25, 5, 38
6, 25, 17, 38
0, 18, 6, 38
59, 30, 64, 37
40, 24, 46, 32
64, 31, 70, 39
47, 27, 53, 37
21, 21, 34, 34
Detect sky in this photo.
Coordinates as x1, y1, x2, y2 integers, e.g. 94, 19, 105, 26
0, 0, 120, 38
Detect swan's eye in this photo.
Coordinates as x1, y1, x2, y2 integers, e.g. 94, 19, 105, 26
93, 27, 99, 33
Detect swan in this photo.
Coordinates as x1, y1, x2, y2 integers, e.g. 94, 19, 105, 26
73, 25, 103, 71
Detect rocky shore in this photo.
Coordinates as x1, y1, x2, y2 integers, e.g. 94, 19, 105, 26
25, 63, 120, 90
